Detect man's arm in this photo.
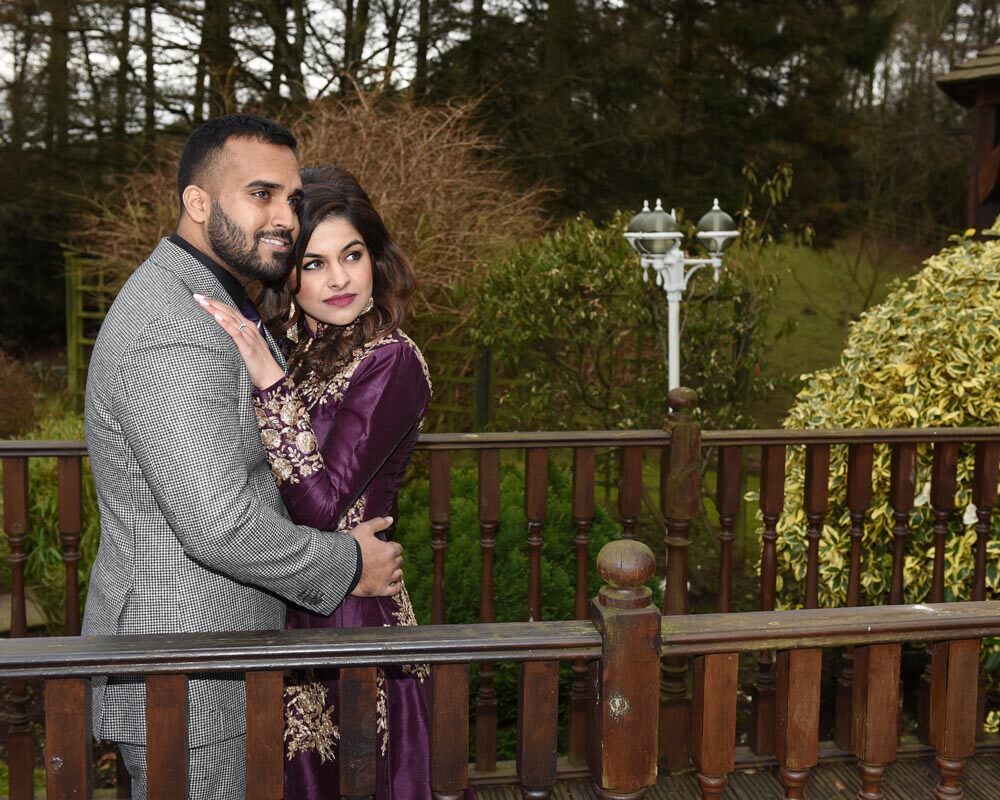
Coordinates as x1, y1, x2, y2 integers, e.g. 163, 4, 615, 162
113, 312, 364, 614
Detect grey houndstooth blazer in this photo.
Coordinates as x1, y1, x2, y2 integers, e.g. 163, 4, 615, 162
82, 238, 359, 748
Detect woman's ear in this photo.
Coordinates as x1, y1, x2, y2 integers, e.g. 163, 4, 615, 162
181, 185, 211, 224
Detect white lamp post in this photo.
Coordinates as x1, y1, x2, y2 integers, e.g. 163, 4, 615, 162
625, 198, 739, 391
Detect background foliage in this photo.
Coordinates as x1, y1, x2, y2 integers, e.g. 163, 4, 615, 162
773, 231, 1000, 609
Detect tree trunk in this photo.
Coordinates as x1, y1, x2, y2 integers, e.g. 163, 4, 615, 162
343, 0, 370, 92
542, 0, 575, 120
45, 0, 72, 157
113, 0, 132, 153
202, 0, 235, 116
413, 0, 430, 96
144, 0, 155, 144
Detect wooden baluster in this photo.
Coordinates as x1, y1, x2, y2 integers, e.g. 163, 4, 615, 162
715, 446, 741, 613
246, 670, 283, 800
58, 456, 83, 635
430, 450, 451, 625
835, 442, 874, 751
588, 540, 661, 799
919, 442, 960, 744
525, 448, 548, 622
852, 643, 901, 800
44, 678, 93, 799
803, 445, 830, 609
432, 663, 470, 800
517, 661, 559, 798
569, 447, 595, 765
751, 444, 786, 757
888, 442, 917, 604
929, 639, 980, 800
775, 649, 822, 799
972, 443, 999, 740
340, 666, 378, 799
476, 449, 500, 773
3, 456, 34, 800
692, 653, 739, 799
618, 446, 642, 539
146, 673, 189, 800
659, 386, 699, 770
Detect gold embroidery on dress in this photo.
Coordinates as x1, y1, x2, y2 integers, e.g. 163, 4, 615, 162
376, 668, 389, 756
284, 672, 339, 763
254, 381, 324, 485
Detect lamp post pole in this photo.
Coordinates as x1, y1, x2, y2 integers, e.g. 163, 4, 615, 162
626, 198, 738, 392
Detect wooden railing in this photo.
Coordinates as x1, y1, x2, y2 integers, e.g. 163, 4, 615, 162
2, 390, 999, 795
1, 541, 999, 799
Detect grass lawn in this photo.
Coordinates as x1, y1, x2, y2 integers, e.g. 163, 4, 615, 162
751, 235, 928, 427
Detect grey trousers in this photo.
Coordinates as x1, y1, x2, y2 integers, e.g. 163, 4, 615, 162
117, 734, 247, 800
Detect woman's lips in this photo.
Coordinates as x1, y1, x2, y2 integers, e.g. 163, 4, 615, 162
324, 294, 357, 307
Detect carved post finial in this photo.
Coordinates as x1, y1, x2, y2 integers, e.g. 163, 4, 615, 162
667, 386, 699, 417
597, 540, 656, 610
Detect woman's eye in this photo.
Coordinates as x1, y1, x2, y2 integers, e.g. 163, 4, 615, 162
301, 260, 321, 271
345, 250, 363, 262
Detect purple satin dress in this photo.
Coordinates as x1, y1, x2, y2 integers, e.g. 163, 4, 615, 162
253, 329, 432, 800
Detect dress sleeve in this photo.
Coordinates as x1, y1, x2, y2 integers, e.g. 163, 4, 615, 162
253, 341, 430, 530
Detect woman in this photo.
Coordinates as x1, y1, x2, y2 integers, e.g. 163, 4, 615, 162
197, 166, 432, 799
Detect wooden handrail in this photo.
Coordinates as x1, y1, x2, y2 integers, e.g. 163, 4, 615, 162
4, 603, 1000, 680
4, 425, 1000, 457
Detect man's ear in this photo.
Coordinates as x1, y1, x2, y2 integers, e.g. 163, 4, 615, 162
182, 185, 211, 224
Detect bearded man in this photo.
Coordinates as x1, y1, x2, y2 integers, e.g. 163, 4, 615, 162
82, 114, 404, 799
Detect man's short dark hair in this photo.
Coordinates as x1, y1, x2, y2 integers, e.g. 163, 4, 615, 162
177, 114, 298, 212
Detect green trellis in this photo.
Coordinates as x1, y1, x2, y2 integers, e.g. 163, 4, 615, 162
64, 252, 115, 407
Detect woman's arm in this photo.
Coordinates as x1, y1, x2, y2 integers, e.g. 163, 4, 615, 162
254, 341, 430, 530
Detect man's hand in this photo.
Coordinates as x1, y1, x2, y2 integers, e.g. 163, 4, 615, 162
349, 516, 404, 597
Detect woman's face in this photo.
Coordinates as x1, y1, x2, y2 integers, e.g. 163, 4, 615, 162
294, 215, 374, 330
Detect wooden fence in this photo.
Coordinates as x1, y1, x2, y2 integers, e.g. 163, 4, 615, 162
1, 390, 999, 796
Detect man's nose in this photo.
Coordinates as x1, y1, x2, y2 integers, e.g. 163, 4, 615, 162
272, 200, 296, 230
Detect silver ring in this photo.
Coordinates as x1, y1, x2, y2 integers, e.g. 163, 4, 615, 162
238, 323, 247, 332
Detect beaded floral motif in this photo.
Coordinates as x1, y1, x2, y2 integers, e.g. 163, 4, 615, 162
254, 381, 323, 485
284, 672, 339, 763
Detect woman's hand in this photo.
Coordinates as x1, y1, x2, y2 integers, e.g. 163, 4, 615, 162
194, 294, 285, 389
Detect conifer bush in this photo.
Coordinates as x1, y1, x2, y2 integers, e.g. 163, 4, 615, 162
773, 232, 1000, 610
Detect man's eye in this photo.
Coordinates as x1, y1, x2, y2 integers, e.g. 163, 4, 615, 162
289, 196, 303, 207
253, 190, 270, 200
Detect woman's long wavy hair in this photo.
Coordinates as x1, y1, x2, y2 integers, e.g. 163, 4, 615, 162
259, 166, 416, 382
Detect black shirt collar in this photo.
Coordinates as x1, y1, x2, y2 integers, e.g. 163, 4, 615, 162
169, 233, 250, 309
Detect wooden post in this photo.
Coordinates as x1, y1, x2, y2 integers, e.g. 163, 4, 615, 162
888, 443, 917, 605
972, 443, 999, 740
803, 445, 830, 610
852, 644, 901, 800
618, 446, 642, 539
432, 663, 470, 800
476, 449, 500, 773
430, 451, 451, 625
146, 673, 189, 800
517, 661, 559, 798
589, 539, 661, 799
44, 678, 93, 800
525, 448, 548, 622
246, 670, 284, 800
835, 443, 873, 751
340, 666, 378, 799
569, 446, 596, 765
775, 649, 822, 799
715, 447, 742, 613
57, 456, 84, 635
691, 653, 739, 798
752, 443, 786, 756
3, 456, 34, 800
929, 639, 980, 800
659, 386, 699, 770
920, 442, 959, 744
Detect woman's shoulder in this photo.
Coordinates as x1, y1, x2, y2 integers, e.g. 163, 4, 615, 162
355, 329, 431, 390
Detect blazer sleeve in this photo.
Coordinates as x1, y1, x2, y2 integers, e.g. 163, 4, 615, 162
112, 313, 359, 615
253, 341, 431, 530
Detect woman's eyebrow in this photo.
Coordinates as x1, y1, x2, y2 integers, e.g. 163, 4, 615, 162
341, 239, 364, 253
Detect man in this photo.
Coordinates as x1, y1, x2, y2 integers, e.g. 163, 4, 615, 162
82, 114, 403, 798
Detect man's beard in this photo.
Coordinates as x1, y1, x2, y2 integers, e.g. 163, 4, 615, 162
207, 203, 291, 283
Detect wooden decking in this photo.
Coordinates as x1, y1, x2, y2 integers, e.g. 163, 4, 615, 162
475, 752, 1000, 799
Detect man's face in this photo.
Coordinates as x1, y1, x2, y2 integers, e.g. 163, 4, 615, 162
205, 137, 302, 283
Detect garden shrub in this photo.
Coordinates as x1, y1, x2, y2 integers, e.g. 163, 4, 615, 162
395, 457, 646, 758
774, 232, 1000, 610
0, 351, 36, 437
